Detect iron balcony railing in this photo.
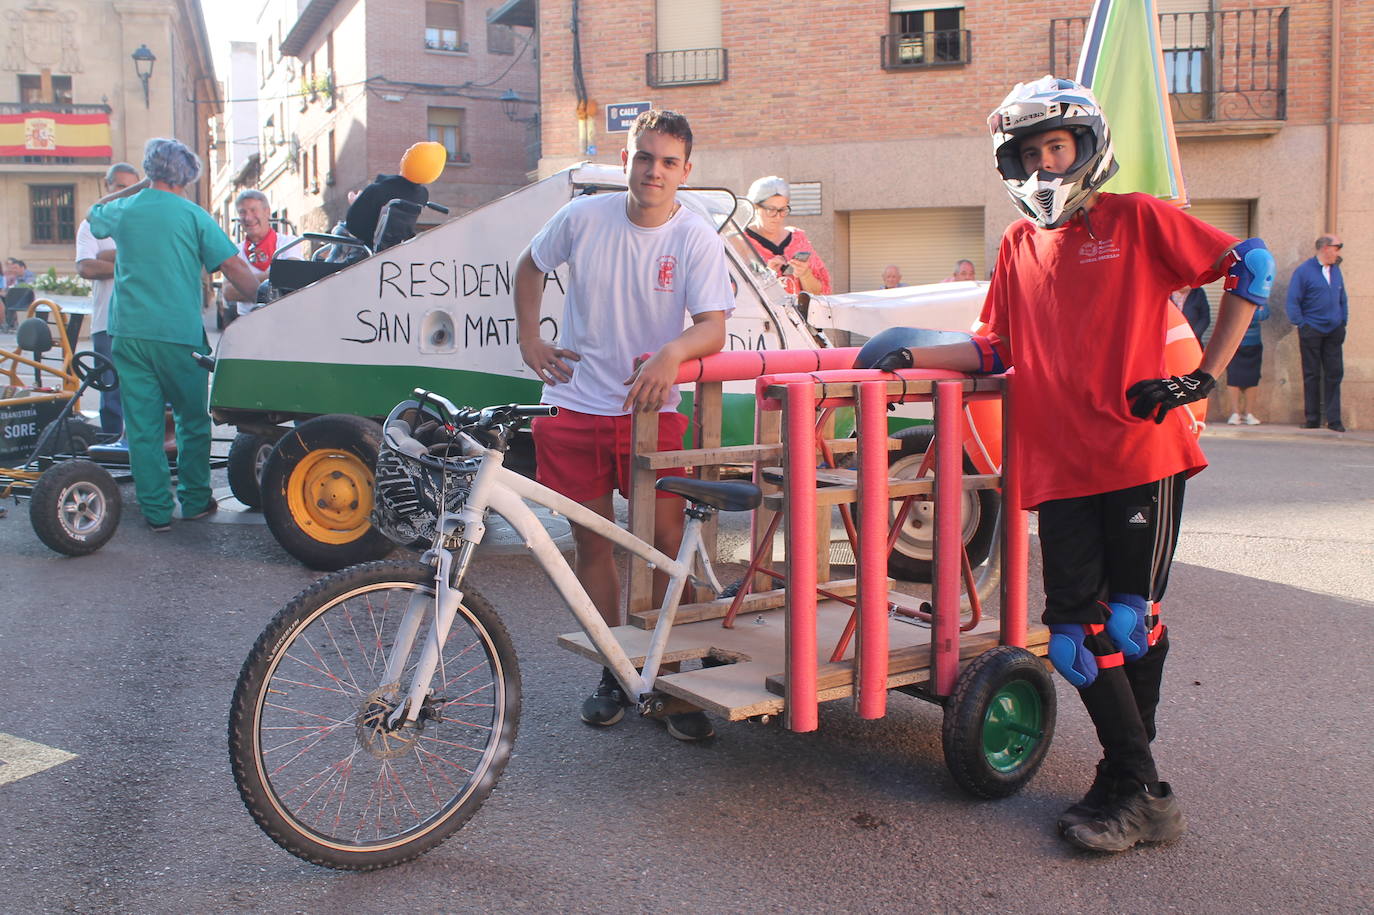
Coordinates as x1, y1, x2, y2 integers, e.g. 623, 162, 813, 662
646, 48, 728, 88
1049, 8, 1288, 123
881, 28, 971, 70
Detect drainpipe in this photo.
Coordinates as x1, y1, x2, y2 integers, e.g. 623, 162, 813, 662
1325, 0, 1341, 230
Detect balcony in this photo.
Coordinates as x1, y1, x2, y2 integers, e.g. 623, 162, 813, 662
646, 48, 728, 88
1050, 8, 1288, 132
881, 29, 971, 70
0, 103, 112, 165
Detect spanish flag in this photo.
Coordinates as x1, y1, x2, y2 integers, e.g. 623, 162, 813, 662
1077, 0, 1187, 206
0, 111, 112, 158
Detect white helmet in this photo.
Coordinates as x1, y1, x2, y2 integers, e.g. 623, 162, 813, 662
988, 75, 1118, 228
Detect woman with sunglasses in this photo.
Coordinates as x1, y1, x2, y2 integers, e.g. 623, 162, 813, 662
743, 176, 832, 295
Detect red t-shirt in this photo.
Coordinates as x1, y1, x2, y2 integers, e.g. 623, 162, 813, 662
980, 192, 1237, 509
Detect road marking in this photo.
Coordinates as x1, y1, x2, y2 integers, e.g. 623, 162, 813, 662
0, 733, 77, 787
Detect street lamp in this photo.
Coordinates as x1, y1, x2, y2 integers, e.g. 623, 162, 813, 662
132, 44, 156, 108
499, 89, 538, 124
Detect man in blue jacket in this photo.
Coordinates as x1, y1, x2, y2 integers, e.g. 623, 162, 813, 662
1286, 234, 1349, 432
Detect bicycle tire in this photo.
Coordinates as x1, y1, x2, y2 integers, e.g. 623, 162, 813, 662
229, 560, 520, 870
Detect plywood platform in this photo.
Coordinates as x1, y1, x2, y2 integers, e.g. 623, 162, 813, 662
558, 593, 1049, 721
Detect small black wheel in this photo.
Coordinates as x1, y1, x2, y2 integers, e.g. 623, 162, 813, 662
70, 350, 119, 392
260, 413, 395, 570
29, 459, 121, 555
942, 645, 1055, 799
229, 561, 521, 870
226, 430, 281, 509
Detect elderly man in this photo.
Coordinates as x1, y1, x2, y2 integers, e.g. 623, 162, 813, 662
87, 138, 260, 531
882, 264, 904, 289
1286, 234, 1349, 432
75, 162, 140, 436
0, 258, 34, 331
943, 259, 977, 282
223, 189, 301, 317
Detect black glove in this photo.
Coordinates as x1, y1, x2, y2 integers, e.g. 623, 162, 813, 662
1126, 370, 1215, 424
871, 347, 914, 372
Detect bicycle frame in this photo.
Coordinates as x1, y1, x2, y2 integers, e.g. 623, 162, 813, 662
386, 435, 724, 728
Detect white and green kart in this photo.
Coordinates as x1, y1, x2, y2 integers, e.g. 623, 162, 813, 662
209, 164, 997, 578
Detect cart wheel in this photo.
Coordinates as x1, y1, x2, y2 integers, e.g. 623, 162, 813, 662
29, 459, 121, 556
942, 645, 1055, 799
227, 431, 280, 509
261, 414, 394, 570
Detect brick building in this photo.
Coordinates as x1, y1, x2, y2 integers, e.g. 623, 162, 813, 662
535, 0, 1371, 428
233, 0, 538, 242
0, 0, 218, 274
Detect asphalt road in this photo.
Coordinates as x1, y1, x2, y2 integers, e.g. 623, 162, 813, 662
2, 431, 1371, 913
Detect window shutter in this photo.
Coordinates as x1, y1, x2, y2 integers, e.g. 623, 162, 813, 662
655, 0, 721, 51
848, 207, 984, 291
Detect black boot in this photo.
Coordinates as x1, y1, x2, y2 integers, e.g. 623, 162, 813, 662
1056, 761, 1120, 835
1063, 781, 1185, 853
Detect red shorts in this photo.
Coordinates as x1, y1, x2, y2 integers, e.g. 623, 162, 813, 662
531, 408, 689, 503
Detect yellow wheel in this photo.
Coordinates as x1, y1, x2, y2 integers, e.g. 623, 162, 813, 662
261, 414, 395, 570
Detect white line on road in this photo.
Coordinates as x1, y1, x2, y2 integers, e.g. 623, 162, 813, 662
0, 733, 77, 787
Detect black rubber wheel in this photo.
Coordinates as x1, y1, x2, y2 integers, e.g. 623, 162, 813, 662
880, 425, 998, 583
229, 561, 521, 870
942, 645, 1056, 799
29, 459, 121, 556
226, 430, 281, 509
260, 413, 394, 570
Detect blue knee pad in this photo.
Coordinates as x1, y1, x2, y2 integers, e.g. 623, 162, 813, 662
1047, 624, 1099, 688
1105, 593, 1149, 661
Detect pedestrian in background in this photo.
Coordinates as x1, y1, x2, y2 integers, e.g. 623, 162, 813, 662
1225, 301, 1268, 425
743, 176, 832, 295
75, 161, 140, 437
943, 259, 976, 282
1171, 285, 1209, 344
86, 138, 261, 531
1286, 234, 1348, 432
882, 264, 904, 288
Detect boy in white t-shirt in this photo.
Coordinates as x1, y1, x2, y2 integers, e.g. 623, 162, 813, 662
513, 110, 734, 742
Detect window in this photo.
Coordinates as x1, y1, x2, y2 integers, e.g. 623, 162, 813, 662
426, 0, 465, 52
885, 3, 968, 69
427, 107, 467, 162
18, 75, 73, 105
487, 9, 515, 54
327, 129, 336, 184
30, 185, 75, 244
649, 0, 726, 86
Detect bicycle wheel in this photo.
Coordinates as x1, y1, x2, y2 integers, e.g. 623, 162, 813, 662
229, 560, 520, 870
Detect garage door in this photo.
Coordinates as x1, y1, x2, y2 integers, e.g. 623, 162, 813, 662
848, 207, 984, 292
1182, 198, 1252, 341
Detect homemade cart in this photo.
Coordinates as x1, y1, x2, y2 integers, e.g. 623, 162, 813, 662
560, 351, 1054, 797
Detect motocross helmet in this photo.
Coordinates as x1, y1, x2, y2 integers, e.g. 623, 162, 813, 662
988, 76, 1118, 228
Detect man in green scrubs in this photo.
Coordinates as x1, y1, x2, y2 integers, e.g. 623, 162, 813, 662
87, 138, 260, 531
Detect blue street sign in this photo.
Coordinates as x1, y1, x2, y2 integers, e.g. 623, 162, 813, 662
606, 101, 651, 132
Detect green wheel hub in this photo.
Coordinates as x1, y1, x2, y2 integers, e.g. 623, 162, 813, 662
981, 680, 1044, 773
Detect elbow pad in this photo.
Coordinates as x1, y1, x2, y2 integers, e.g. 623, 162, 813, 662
969, 334, 1006, 374
1224, 238, 1275, 307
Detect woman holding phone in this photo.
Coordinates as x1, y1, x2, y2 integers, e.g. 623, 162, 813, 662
743, 176, 832, 295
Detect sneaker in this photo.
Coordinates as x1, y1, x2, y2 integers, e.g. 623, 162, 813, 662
1243, 413, 1261, 425
1226, 413, 1241, 425
664, 710, 715, 742
580, 669, 627, 727
1056, 761, 1119, 835
1328, 422, 1346, 433
185, 498, 218, 521
1063, 781, 1185, 853
1302, 420, 1321, 429
147, 519, 171, 533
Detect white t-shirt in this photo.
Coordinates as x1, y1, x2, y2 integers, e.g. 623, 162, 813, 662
235, 230, 303, 316
75, 219, 117, 334
529, 192, 734, 415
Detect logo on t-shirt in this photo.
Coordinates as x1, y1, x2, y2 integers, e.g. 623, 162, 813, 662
655, 254, 677, 292
1078, 238, 1120, 264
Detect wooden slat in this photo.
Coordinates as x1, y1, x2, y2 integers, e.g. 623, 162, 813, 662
626, 410, 659, 617
635, 436, 876, 470
763, 626, 1051, 697
762, 472, 1002, 510
628, 578, 864, 628
695, 381, 723, 603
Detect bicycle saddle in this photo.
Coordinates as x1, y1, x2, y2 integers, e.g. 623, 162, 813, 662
655, 477, 762, 512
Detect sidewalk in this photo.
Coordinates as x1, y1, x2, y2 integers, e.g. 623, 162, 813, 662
1202, 419, 1373, 444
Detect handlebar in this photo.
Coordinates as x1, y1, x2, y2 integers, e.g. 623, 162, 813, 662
384, 389, 556, 461
425, 201, 450, 215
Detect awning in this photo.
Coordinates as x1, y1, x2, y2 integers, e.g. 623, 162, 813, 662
488, 0, 535, 28
281, 0, 340, 57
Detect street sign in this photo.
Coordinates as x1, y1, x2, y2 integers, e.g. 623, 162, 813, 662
606, 101, 652, 133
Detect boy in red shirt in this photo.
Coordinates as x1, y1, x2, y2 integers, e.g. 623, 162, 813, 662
870, 77, 1274, 852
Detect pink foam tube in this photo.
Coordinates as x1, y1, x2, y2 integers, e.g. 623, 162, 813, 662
1000, 377, 1029, 647
856, 381, 889, 718
932, 380, 963, 698
672, 347, 862, 385
784, 381, 819, 733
